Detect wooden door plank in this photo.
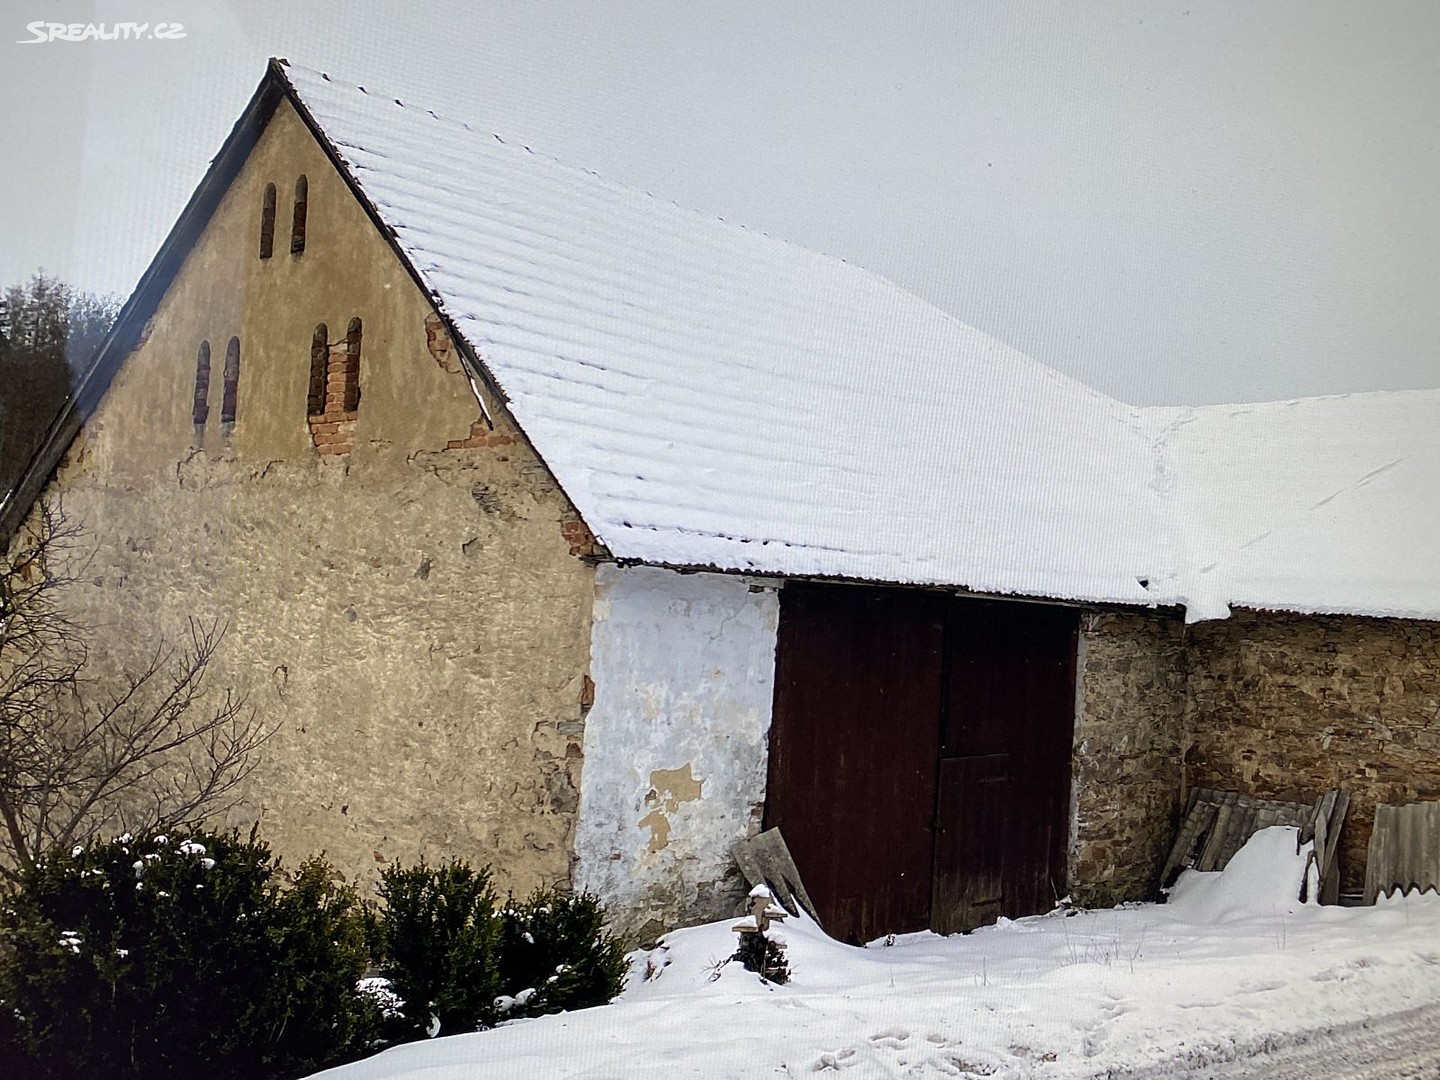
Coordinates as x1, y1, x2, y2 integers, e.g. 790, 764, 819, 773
931, 754, 1010, 934
937, 598, 1077, 924
765, 582, 946, 943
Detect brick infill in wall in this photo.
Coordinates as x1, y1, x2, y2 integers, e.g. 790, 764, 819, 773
445, 420, 516, 450
424, 313, 463, 373
310, 414, 358, 455
309, 344, 361, 454
560, 517, 601, 558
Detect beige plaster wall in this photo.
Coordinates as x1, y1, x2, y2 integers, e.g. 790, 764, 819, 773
37, 99, 596, 894
1184, 611, 1440, 894
1069, 611, 1188, 907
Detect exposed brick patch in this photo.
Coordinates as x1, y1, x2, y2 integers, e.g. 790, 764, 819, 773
192, 342, 212, 429
424, 313, 463, 374
444, 420, 516, 450
560, 517, 601, 558
308, 341, 360, 454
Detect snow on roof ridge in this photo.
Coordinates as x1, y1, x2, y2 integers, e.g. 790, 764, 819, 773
283, 65, 838, 264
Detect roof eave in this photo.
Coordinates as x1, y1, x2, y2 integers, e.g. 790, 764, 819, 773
607, 555, 1187, 618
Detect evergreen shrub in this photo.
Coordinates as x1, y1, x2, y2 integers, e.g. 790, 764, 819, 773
0, 828, 379, 1080
495, 887, 627, 1018
369, 862, 626, 1035
368, 859, 501, 1038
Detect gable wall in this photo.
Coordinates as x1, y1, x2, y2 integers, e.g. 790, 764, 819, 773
32, 99, 596, 893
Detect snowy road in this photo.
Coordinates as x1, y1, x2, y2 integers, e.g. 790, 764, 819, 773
1098, 1004, 1440, 1079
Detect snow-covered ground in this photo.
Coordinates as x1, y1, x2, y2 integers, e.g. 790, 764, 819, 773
313, 829, 1440, 1079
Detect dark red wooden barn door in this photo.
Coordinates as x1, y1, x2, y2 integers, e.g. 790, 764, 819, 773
764, 583, 945, 943
766, 584, 1077, 944
931, 600, 1077, 934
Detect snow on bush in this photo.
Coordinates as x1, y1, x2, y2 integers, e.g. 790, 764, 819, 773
0, 828, 380, 1080
367, 861, 625, 1040
367, 859, 502, 1041
495, 886, 626, 1018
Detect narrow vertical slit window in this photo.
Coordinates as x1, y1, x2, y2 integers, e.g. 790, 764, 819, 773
221, 337, 240, 425
290, 175, 308, 254
192, 341, 211, 428
259, 183, 276, 259
308, 323, 328, 416
343, 317, 362, 412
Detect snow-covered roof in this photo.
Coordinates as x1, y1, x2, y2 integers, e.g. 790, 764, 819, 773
28, 60, 1422, 624
283, 62, 1166, 609
281, 61, 1440, 622
1151, 390, 1440, 622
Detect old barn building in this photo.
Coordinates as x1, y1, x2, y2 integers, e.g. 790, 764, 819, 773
4, 60, 1437, 943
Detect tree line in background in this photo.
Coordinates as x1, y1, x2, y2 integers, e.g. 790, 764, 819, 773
0, 271, 264, 883
0, 274, 121, 501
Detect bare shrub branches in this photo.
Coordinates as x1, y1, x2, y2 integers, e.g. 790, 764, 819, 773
0, 502, 269, 880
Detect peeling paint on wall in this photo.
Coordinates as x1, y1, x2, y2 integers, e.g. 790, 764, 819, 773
640, 764, 704, 852
575, 565, 779, 939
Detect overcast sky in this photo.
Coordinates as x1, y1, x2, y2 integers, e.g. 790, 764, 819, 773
3, 0, 1437, 405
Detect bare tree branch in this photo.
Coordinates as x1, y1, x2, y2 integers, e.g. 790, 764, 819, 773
0, 501, 272, 881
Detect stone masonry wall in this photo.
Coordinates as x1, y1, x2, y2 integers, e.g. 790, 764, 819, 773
28, 99, 596, 895
1184, 611, 1440, 894
1070, 611, 1188, 907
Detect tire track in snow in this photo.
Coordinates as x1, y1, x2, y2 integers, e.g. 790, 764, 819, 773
1089, 1003, 1440, 1079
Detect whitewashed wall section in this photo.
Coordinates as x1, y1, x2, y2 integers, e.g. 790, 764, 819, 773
575, 564, 780, 938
